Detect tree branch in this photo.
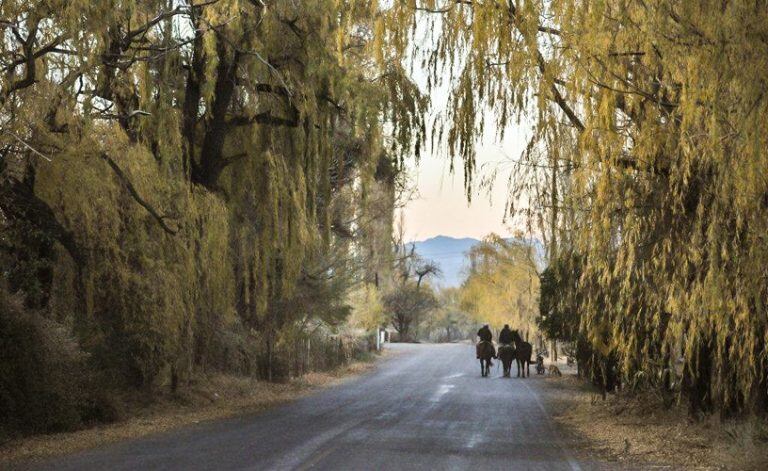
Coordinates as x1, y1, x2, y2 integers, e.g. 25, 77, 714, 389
122, 0, 220, 46
416, 1, 560, 35
1, 21, 39, 103
227, 111, 299, 128
100, 153, 177, 235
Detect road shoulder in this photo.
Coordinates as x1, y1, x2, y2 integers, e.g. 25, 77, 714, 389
539, 372, 768, 470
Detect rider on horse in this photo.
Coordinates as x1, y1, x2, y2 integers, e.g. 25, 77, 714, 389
498, 324, 513, 345
476, 324, 496, 365
497, 324, 516, 377
478, 324, 493, 342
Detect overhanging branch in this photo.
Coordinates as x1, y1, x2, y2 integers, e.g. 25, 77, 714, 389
227, 111, 299, 128
100, 153, 177, 235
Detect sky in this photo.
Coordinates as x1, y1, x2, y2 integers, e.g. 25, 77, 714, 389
400, 14, 535, 242
401, 133, 529, 242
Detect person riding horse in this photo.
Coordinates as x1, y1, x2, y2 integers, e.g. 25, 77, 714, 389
497, 324, 516, 377
498, 324, 513, 345
478, 324, 492, 342
476, 324, 496, 364
476, 324, 496, 376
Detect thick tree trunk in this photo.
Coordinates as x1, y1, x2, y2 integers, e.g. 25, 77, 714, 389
193, 43, 240, 189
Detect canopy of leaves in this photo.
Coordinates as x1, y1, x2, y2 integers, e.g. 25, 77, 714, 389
383, 281, 437, 341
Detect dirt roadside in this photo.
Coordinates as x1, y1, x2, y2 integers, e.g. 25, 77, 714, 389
0, 352, 390, 465
539, 368, 768, 470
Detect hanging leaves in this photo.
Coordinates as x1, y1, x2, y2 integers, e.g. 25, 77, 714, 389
387, 0, 768, 413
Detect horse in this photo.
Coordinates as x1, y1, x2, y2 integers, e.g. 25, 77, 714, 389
477, 341, 495, 377
497, 344, 516, 377
511, 330, 533, 378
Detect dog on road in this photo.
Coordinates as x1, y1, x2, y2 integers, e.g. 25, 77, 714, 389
548, 365, 562, 377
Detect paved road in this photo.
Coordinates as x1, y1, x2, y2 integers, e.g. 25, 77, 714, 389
28, 343, 588, 471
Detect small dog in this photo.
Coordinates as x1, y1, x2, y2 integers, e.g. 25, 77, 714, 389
548, 365, 562, 377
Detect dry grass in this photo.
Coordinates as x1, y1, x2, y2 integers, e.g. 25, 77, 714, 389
0, 356, 382, 465
540, 373, 768, 470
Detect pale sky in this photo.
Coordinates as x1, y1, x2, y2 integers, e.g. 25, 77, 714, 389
402, 134, 529, 241
400, 14, 536, 242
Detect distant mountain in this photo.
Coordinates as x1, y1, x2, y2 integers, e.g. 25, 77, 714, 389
409, 236, 479, 288
409, 235, 546, 288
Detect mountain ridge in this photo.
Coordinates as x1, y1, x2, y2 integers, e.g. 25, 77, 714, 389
408, 235, 545, 288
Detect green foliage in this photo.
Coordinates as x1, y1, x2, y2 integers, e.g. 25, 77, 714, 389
347, 283, 387, 333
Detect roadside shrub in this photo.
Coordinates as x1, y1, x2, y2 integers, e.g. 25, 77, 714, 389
0, 292, 87, 435
209, 320, 261, 375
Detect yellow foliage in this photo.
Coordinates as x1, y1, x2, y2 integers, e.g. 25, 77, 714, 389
459, 235, 540, 337
385, 0, 768, 412
347, 283, 386, 332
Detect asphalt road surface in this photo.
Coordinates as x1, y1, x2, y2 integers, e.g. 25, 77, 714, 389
27, 343, 590, 471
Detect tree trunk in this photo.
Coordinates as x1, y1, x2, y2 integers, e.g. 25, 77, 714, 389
193, 43, 240, 189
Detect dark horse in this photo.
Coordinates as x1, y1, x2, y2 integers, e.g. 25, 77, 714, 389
511, 330, 533, 377
477, 341, 495, 377
497, 344, 516, 377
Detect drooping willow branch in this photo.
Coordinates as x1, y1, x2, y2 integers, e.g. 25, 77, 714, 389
100, 153, 178, 235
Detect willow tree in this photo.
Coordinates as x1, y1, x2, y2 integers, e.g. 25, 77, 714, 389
460, 234, 539, 337
1, 0, 426, 425
386, 1, 768, 414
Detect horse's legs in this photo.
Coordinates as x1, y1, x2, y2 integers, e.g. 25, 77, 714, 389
526, 360, 530, 377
